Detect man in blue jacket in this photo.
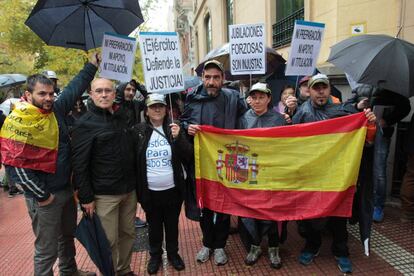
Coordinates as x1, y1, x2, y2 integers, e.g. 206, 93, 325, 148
3, 54, 99, 276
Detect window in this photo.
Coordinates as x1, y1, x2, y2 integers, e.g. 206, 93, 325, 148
205, 14, 212, 53
276, 0, 304, 21
226, 0, 234, 40
273, 0, 304, 48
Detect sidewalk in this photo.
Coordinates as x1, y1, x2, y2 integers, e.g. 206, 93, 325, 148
0, 189, 412, 275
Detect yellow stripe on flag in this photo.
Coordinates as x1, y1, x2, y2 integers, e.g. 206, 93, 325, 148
195, 126, 366, 192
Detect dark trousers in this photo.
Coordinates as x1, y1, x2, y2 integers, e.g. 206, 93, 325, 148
299, 217, 349, 257
401, 154, 414, 218
145, 188, 182, 258
200, 208, 230, 249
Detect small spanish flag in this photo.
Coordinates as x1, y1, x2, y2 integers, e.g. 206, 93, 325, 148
0, 101, 59, 173
194, 112, 368, 221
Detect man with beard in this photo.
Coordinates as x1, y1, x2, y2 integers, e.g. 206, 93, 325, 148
2, 54, 99, 276
293, 73, 376, 274
180, 60, 247, 266
115, 80, 148, 228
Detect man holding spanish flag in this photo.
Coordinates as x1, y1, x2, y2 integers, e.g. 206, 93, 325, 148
0, 54, 99, 276
292, 73, 376, 274
181, 59, 247, 266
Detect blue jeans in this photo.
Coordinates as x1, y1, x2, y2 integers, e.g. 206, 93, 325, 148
373, 129, 391, 208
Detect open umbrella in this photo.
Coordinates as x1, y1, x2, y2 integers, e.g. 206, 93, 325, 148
195, 43, 285, 81
25, 0, 144, 51
75, 214, 115, 276
327, 34, 414, 97
0, 74, 27, 88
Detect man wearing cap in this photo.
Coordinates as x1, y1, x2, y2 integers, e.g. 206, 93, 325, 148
180, 59, 247, 265
42, 70, 61, 95
72, 78, 137, 276
296, 75, 340, 107
292, 73, 376, 274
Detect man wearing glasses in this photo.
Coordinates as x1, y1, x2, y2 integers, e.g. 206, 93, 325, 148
72, 78, 138, 276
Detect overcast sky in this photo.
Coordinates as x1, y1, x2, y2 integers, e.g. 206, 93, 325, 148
143, 0, 173, 31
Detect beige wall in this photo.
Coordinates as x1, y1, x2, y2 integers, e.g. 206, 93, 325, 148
193, 0, 275, 64
193, 0, 227, 64
193, 0, 413, 66
280, 0, 403, 64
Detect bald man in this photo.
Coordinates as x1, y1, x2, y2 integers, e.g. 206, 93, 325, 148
72, 78, 138, 276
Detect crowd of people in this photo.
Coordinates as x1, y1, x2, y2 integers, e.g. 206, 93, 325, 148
0, 53, 413, 276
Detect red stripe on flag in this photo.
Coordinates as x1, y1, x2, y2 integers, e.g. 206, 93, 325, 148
196, 178, 355, 221
0, 138, 57, 173
200, 112, 367, 138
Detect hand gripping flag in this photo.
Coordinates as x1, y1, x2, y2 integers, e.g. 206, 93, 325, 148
0, 101, 59, 173
195, 113, 368, 221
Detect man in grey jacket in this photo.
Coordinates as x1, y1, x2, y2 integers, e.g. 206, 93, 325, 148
180, 60, 247, 266
3, 54, 99, 276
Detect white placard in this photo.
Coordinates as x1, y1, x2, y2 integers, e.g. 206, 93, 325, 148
99, 33, 137, 82
229, 23, 266, 75
139, 32, 184, 94
285, 20, 325, 76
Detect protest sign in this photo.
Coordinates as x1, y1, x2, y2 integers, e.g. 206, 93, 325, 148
285, 20, 325, 76
139, 32, 184, 94
229, 23, 266, 75
99, 33, 137, 82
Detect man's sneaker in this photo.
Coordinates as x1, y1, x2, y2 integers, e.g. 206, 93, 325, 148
244, 245, 262, 266
335, 256, 352, 273
135, 217, 147, 228
373, 207, 384, 222
298, 250, 319, 265
268, 247, 282, 269
213, 248, 228, 266
196, 246, 211, 263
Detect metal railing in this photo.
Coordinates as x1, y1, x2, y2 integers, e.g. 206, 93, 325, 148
272, 7, 304, 48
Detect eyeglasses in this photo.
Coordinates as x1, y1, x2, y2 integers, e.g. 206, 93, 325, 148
92, 88, 114, 94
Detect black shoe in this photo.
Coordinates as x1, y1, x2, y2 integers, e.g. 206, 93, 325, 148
168, 254, 185, 271
135, 217, 147, 228
147, 256, 162, 274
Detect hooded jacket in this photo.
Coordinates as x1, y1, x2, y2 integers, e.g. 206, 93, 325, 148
293, 99, 358, 124
5, 63, 97, 202
71, 101, 136, 204
180, 85, 247, 130
238, 109, 286, 129
115, 82, 144, 127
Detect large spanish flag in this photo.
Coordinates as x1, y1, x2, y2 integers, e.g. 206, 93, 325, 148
0, 101, 59, 173
195, 112, 368, 221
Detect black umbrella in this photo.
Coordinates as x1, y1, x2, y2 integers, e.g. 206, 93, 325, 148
351, 146, 374, 256
327, 34, 414, 97
75, 214, 115, 276
195, 43, 286, 81
25, 0, 144, 51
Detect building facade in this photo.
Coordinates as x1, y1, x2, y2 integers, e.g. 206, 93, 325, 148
174, 0, 414, 203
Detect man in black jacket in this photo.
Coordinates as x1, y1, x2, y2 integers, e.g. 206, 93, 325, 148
401, 113, 414, 222
293, 74, 376, 274
3, 55, 98, 276
347, 84, 411, 222
180, 60, 247, 266
72, 78, 137, 276
115, 80, 148, 228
